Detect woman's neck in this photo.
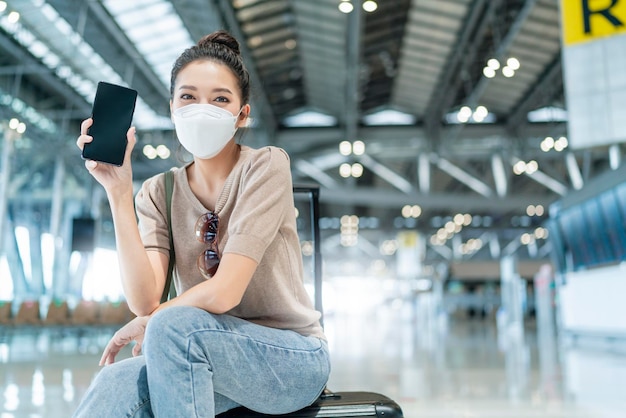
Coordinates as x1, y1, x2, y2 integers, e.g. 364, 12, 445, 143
187, 142, 241, 209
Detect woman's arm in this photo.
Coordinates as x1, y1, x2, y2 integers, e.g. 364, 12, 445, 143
108, 191, 168, 315
155, 252, 258, 314
77, 119, 166, 315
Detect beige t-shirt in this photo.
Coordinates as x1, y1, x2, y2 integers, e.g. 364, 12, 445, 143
135, 145, 325, 340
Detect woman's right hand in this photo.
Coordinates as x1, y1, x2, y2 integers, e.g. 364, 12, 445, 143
77, 118, 137, 197
99, 315, 149, 365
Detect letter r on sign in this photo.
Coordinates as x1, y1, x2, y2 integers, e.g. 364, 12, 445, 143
582, 0, 624, 33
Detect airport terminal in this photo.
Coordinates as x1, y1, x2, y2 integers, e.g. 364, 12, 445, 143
0, 0, 625, 417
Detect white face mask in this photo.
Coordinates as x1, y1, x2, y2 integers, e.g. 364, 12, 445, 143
172, 103, 242, 159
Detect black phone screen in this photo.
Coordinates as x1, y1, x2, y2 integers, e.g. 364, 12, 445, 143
82, 81, 138, 166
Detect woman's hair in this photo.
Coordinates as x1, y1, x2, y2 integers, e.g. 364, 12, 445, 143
170, 30, 250, 105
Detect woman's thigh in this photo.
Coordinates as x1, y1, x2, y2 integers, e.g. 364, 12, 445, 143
144, 306, 330, 415
73, 355, 153, 418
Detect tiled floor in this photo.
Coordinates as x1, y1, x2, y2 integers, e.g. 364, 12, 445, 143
1, 296, 625, 418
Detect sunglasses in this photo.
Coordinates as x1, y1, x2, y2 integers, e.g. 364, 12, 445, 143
195, 212, 220, 278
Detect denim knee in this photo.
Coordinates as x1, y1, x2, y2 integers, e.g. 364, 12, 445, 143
144, 306, 205, 353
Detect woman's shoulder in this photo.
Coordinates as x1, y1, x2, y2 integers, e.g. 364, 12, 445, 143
241, 145, 290, 168
137, 165, 189, 201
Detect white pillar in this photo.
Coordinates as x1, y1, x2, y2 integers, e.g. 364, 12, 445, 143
0, 126, 16, 255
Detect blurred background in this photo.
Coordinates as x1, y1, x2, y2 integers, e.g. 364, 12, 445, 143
1, 0, 626, 417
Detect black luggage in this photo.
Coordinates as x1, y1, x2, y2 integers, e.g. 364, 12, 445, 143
219, 390, 402, 418
218, 185, 403, 418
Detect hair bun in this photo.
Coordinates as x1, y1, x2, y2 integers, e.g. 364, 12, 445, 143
198, 30, 241, 56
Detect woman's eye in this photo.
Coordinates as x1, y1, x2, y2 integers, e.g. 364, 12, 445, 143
215, 96, 229, 103
180, 93, 194, 100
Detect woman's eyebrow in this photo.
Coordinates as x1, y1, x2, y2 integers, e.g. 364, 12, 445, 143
177, 86, 233, 95
212, 87, 234, 94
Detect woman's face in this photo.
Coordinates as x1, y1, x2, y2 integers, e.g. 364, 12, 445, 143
170, 60, 249, 123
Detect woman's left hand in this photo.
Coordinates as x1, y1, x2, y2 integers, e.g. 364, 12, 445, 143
99, 315, 149, 366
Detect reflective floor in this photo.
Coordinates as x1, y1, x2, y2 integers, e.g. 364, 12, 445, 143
1, 295, 626, 418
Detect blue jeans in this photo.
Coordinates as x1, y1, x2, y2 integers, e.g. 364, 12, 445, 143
73, 306, 330, 417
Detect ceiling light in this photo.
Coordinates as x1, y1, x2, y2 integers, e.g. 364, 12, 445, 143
156, 145, 170, 159
474, 106, 488, 119
526, 160, 538, 174
520, 233, 533, 245
338, 2, 354, 13
8, 118, 19, 130
402, 205, 421, 218
502, 66, 515, 78
351, 163, 364, 178
352, 140, 365, 155
541, 136, 554, 152
363, 1, 378, 12
339, 163, 352, 178
534, 227, 548, 239
457, 105, 472, 123
554, 136, 568, 151
487, 58, 500, 70
7, 11, 19, 23
339, 140, 352, 156
483, 67, 496, 78
513, 161, 526, 175
473, 105, 488, 122
285, 39, 297, 49
0, 2, 7, 12
507, 57, 520, 70
143, 145, 157, 159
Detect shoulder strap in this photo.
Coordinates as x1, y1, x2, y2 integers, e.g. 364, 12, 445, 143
160, 170, 176, 303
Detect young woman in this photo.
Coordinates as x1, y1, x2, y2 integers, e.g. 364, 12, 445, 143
73, 30, 330, 417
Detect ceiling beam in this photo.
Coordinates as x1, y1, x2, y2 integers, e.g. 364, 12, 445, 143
0, 33, 90, 114
318, 186, 555, 212
275, 123, 567, 156
357, 154, 413, 194
434, 156, 494, 197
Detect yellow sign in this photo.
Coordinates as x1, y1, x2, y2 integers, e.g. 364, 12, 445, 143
562, 0, 626, 45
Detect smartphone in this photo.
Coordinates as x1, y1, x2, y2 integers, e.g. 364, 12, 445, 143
82, 81, 138, 166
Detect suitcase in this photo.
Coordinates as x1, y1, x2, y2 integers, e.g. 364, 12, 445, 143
219, 390, 403, 418
218, 185, 403, 418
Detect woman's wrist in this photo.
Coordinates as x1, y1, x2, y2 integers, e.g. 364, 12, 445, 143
107, 186, 135, 207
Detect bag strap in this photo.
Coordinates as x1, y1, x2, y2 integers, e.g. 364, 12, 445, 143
160, 170, 176, 303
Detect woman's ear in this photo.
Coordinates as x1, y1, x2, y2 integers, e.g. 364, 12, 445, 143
239, 104, 251, 127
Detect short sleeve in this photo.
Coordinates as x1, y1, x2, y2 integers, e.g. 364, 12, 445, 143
135, 173, 170, 255
223, 147, 294, 262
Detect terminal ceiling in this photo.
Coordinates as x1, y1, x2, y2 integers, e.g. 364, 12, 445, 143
0, 0, 611, 262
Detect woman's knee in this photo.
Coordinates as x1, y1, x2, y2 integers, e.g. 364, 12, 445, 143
144, 306, 213, 351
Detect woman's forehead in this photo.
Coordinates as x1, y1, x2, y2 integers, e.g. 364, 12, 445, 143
176, 60, 239, 90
